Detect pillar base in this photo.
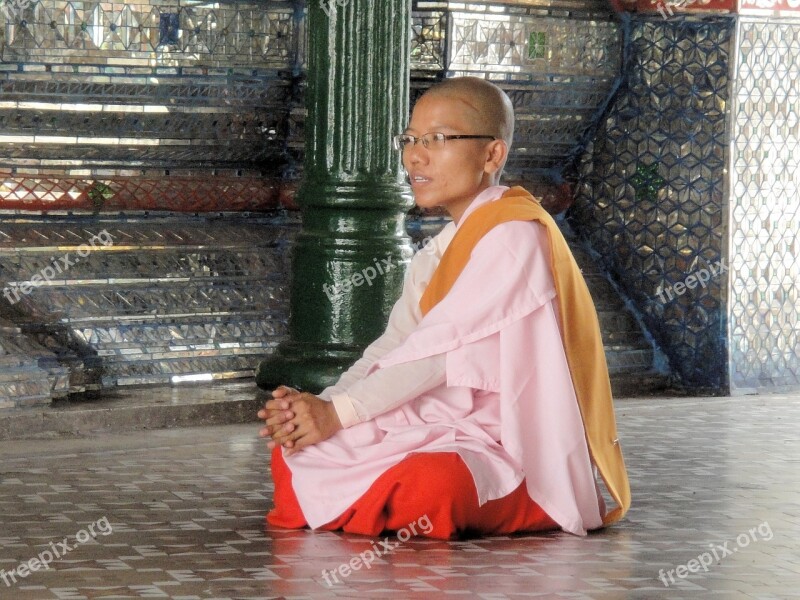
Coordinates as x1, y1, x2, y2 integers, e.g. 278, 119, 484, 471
255, 341, 360, 392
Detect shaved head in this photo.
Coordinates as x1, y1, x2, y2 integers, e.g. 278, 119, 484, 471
404, 76, 515, 203
420, 77, 515, 149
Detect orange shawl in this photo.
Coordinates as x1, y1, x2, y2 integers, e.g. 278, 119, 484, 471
419, 186, 631, 526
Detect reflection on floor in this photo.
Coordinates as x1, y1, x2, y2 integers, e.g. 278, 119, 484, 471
0, 393, 798, 599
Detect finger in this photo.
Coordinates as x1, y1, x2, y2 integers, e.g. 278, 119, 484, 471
262, 398, 291, 413
271, 385, 298, 398
275, 421, 296, 438
264, 410, 295, 430
257, 408, 276, 420
289, 431, 317, 452
261, 402, 291, 416
267, 436, 297, 450
284, 433, 315, 456
261, 416, 288, 435
281, 424, 323, 455
258, 422, 287, 438
273, 421, 309, 447
271, 385, 290, 397
270, 422, 298, 446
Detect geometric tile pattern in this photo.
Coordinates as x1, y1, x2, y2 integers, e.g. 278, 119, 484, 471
426, 3, 621, 182
1, 1, 295, 67
728, 19, 800, 391
0, 0, 297, 212
1, 393, 799, 597
410, 8, 445, 72
0, 218, 297, 397
405, 0, 624, 208
570, 17, 734, 390
0, 170, 283, 212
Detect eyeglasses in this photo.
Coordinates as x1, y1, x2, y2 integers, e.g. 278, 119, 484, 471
392, 132, 496, 151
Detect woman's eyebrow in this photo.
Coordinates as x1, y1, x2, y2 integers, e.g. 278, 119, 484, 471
403, 124, 458, 134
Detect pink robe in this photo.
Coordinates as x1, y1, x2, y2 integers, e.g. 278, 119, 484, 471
284, 189, 604, 535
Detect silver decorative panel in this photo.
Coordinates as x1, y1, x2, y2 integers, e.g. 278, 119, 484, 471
410, 2, 621, 184
0, 317, 63, 408
571, 17, 733, 390
1, 0, 296, 67
0, 217, 297, 394
7, 2, 757, 401
411, 8, 446, 71
0, 0, 298, 212
728, 18, 800, 391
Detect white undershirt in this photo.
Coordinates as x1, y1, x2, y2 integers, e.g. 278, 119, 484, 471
317, 222, 456, 428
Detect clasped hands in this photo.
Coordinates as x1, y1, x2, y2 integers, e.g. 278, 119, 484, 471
258, 385, 343, 457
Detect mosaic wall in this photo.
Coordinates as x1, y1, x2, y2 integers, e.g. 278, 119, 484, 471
728, 18, 800, 391
410, 1, 622, 190
570, 17, 733, 390
0, 0, 298, 212
0, 0, 631, 403
0, 217, 296, 398
1, 2, 795, 397
0, 0, 623, 212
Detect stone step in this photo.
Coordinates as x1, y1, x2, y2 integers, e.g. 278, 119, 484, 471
0, 376, 53, 410
582, 277, 628, 309
99, 353, 266, 387
559, 219, 667, 390
0, 380, 269, 441
605, 345, 654, 375
597, 310, 647, 345
602, 329, 654, 345
0, 220, 295, 251
75, 318, 285, 353
0, 248, 284, 282
611, 371, 673, 398
0, 216, 295, 402
8, 280, 286, 322
0, 213, 671, 411
0, 319, 71, 403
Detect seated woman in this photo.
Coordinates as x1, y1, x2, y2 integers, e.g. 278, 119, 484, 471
258, 76, 630, 540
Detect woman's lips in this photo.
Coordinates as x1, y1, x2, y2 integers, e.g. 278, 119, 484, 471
409, 175, 432, 188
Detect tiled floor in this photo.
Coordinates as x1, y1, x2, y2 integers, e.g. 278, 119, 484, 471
1, 393, 799, 599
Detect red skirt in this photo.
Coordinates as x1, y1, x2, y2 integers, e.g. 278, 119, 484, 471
267, 447, 558, 540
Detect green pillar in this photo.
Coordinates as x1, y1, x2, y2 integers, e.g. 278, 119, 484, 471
256, 0, 414, 391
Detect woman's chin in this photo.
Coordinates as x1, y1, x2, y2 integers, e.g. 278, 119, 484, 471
412, 193, 439, 211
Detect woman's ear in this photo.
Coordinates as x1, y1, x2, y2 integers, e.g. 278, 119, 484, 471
484, 139, 509, 177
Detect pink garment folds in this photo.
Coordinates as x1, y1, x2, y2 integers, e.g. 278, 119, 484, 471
283, 186, 604, 535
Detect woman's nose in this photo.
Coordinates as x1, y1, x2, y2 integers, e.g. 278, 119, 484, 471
404, 143, 428, 166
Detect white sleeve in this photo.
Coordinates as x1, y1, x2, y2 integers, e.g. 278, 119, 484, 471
315, 234, 441, 401
315, 278, 420, 401
330, 353, 446, 428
